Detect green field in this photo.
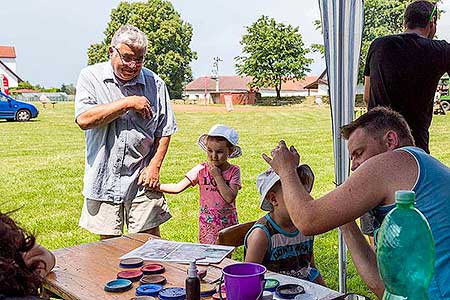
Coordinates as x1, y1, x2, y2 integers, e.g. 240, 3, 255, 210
1, 102, 449, 297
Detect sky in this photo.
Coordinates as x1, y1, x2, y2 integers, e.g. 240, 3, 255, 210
1, 0, 450, 88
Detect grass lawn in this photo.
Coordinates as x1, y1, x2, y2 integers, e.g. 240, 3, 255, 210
1, 102, 449, 298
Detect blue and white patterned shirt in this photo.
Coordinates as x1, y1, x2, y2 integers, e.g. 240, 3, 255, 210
75, 61, 177, 203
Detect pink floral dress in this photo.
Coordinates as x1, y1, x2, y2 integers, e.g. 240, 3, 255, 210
185, 162, 241, 244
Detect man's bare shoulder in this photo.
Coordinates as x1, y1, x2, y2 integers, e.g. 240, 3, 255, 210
351, 149, 418, 203
364, 149, 416, 171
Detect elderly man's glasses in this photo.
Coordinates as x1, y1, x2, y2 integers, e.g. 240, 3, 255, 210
429, 3, 437, 22
113, 46, 145, 66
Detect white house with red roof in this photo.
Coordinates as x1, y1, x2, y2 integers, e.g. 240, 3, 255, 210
0, 45, 23, 89
304, 69, 364, 100
184, 75, 319, 104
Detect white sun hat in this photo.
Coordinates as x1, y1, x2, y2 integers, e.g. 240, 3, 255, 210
197, 124, 242, 158
257, 164, 314, 211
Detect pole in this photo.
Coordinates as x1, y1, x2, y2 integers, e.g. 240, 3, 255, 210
319, 0, 364, 293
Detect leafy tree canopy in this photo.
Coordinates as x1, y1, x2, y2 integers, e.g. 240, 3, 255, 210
60, 83, 76, 95
87, 0, 197, 98
235, 16, 313, 99
16, 81, 35, 90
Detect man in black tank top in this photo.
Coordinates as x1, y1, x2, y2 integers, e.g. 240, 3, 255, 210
364, 0, 450, 154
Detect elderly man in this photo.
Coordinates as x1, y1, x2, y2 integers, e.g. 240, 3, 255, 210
75, 25, 177, 239
264, 107, 450, 299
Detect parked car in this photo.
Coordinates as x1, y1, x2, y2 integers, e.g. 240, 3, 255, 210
0, 90, 39, 121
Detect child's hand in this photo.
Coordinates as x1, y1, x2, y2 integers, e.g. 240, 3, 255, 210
138, 164, 160, 189
208, 163, 222, 178
22, 244, 56, 277
152, 182, 161, 192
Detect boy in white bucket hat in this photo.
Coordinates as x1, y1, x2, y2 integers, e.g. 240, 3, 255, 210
244, 164, 326, 285
158, 124, 242, 244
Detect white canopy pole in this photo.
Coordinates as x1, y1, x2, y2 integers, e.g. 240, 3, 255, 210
319, 0, 364, 293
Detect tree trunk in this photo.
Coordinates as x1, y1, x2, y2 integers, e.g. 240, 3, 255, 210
276, 79, 282, 100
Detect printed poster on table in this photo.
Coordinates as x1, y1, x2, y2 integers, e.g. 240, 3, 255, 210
121, 239, 234, 264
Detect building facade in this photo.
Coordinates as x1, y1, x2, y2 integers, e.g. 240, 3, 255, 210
184, 75, 319, 104
0, 46, 22, 89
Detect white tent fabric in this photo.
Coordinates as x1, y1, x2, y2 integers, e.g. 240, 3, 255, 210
319, 0, 364, 293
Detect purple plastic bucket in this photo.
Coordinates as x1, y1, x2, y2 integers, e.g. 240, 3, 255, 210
221, 263, 266, 300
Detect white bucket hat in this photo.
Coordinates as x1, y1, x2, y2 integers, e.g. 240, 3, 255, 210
257, 164, 314, 211
197, 124, 242, 158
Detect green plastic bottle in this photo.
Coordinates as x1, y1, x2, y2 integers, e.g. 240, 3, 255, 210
376, 190, 435, 300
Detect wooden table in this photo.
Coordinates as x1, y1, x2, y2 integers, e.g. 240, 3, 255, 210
44, 233, 342, 300
44, 233, 230, 300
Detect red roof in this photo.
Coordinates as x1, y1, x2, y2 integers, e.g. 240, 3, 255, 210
260, 76, 319, 91
186, 76, 253, 91
185, 75, 319, 92
11, 89, 38, 93
304, 70, 328, 89
0, 46, 16, 58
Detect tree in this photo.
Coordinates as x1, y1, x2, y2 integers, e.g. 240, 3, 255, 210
235, 16, 313, 100
87, 0, 197, 98
60, 83, 76, 95
16, 81, 35, 90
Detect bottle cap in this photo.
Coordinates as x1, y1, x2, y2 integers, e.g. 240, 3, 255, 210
200, 283, 216, 297
120, 257, 144, 268
140, 274, 167, 285
264, 278, 280, 291
159, 287, 186, 300
188, 259, 198, 278
276, 284, 305, 298
117, 269, 143, 282
262, 291, 273, 300
141, 263, 165, 274
136, 284, 163, 296
104, 279, 133, 292
395, 190, 415, 204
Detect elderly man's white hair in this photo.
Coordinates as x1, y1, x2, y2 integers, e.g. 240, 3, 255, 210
111, 25, 148, 52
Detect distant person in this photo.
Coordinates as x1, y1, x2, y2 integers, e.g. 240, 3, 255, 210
158, 124, 241, 244
39, 95, 50, 109
433, 85, 446, 115
244, 165, 326, 286
0, 211, 55, 297
264, 107, 450, 299
364, 0, 450, 154
75, 25, 177, 240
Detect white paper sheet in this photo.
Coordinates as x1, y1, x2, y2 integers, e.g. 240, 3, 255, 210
120, 239, 234, 264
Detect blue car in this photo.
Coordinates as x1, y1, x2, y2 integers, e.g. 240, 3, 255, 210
0, 90, 39, 121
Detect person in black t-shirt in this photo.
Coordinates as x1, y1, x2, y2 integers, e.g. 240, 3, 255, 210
364, 0, 450, 154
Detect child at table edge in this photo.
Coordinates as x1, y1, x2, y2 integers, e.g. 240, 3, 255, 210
0, 211, 56, 297
157, 124, 242, 244
244, 164, 326, 286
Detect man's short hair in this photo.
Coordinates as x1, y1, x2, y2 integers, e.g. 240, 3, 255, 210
404, 0, 436, 29
111, 24, 148, 52
341, 107, 415, 146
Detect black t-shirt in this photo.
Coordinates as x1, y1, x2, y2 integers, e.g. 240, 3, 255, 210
364, 33, 450, 153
